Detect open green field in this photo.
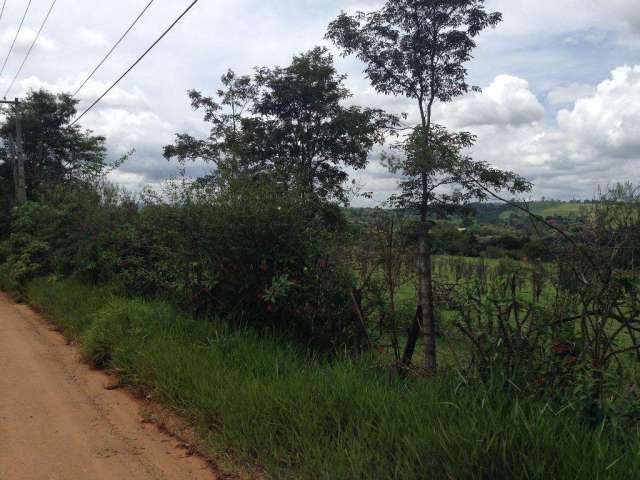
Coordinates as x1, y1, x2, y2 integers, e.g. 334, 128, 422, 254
499, 202, 593, 221
373, 255, 558, 367
392, 255, 554, 314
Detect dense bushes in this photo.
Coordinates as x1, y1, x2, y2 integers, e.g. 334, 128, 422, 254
1, 179, 359, 350
431, 224, 479, 257
0, 202, 59, 295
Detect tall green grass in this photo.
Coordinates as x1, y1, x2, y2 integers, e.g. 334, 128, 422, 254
24, 276, 640, 479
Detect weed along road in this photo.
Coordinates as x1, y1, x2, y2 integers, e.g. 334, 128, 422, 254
0, 293, 216, 480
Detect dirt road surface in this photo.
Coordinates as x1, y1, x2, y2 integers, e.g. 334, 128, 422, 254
0, 293, 217, 480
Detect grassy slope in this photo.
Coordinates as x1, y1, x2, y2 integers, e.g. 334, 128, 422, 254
20, 276, 640, 479
499, 202, 593, 221
345, 202, 592, 225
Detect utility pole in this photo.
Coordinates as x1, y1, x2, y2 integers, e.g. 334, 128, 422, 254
1, 98, 26, 204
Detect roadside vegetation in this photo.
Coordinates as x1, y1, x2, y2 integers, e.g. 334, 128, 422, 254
1, 1, 640, 478
20, 276, 640, 479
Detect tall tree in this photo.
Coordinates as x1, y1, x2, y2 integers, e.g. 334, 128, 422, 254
328, 0, 530, 370
165, 47, 396, 204
0, 89, 109, 201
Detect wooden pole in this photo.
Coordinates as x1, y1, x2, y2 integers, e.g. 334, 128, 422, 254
1, 98, 26, 204
13, 98, 26, 204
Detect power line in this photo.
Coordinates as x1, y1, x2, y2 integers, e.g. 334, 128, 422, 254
73, 0, 156, 97
0, 1, 8, 24
4, 0, 58, 98
70, 0, 201, 127
0, 0, 33, 78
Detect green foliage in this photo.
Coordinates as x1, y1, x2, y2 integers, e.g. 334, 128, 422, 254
128, 176, 358, 349
0, 202, 59, 294
431, 223, 479, 257
0, 89, 110, 202
328, 0, 531, 371
24, 276, 640, 479
384, 124, 531, 214
327, 0, 502, 101
81, 298, 153, 368
1, 178, 359, 351
0, 262, 19, 293
0, 187, 135, 292
523, 238, 556, 261
451, 253, 640, 425
165, 47, 395, 204
327, 1, 529, 212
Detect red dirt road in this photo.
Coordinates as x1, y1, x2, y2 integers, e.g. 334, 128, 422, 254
0, 293, 216, 480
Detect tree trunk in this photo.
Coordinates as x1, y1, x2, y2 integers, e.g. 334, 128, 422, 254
401, 227, 437, 371
418, 221, 437, 371
401, 305, 422, 367
399, 96, 439, 372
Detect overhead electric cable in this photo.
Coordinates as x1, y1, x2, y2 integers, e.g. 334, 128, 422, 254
70, 0, 201, 127
0, 0, 33, 78
0, 0, 8, 25
4, 0, 58, 98
73, 0, 156, 97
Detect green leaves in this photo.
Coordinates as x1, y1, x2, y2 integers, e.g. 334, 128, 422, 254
0, 89, 108, 200
327, 0, 502, 102
262, 274, 295, 305
165, 47, 397, 205
329, 1, 529, 219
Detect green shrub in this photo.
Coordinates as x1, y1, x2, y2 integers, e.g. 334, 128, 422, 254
0, 261, 19, 293
82, 297, 180, 369
2, 180, 359, 351
82, 299, 135, 368
0, 202, 61, 293
106, 178, 359, 349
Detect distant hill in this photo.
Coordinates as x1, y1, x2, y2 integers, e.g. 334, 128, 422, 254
345, 201, 593, 225
497, 201, 593, 222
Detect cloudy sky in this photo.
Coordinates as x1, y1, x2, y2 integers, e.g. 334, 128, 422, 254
1, 0, 639, 204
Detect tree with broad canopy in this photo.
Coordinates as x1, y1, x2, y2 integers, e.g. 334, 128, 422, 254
164, 47, 398, 205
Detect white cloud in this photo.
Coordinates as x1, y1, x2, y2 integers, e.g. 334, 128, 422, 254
557, 65, 640, 158
486, 0, 640, 38
485, 0, 600, 37
0, 27, 55, 54
82, 108, 210, 183
83, 109, 174, 160
355, 66, 640, 203
548, 83, 597, 105
107, 170, 145, 189
437, 75, 544, 128
16, 75, 149, 110
74, 80, 150, 110
468, 66, 640, 197
5, 73, 177, 184
339, 0, 640, 40
76, 28, 108, 48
